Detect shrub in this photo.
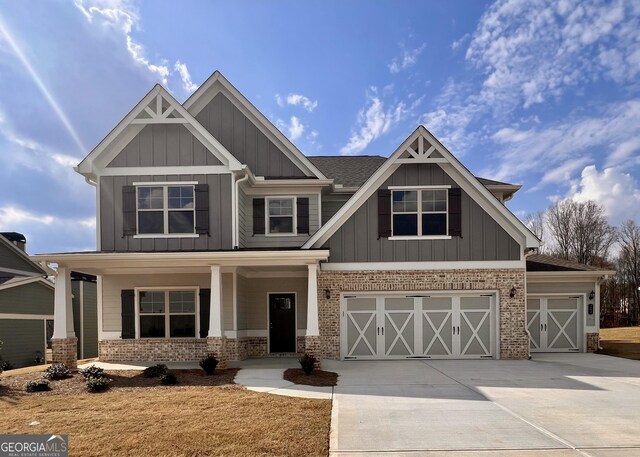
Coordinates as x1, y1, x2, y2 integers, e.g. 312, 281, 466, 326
43, 363, 72, 380
299, 354, 317, 375
143, 364, 168, 378
160, 372, 178, 385
86, 376, 110, 393
0, 360, 13, 372
80, 365, 105, 380
25, 379, 50, 392
199, 354, 218, 375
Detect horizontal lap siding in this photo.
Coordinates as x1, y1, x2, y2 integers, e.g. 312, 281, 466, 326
100, 174, 233, 252
239, 193, 320, 249
0, 243, 40, 276
107, 124, 222, 167
0, 319, 45, 368
0, 283, 53, 315
196, 92, 306, 178
326, 163, 521, 262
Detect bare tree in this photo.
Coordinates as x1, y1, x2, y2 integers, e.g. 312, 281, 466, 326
617, 220, 640, 325
546, 200, 577, 260
545, 200, 616, 265
524, 211, 546, 249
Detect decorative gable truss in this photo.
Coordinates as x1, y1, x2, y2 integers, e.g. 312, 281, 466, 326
76, 85, 243, 181
303, 125, 541, 251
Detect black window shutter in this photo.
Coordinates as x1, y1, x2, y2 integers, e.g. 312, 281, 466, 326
121, 289, 135, 339
296, 198, 310, 234
195, 184, 210, 235
449, 187, 462, 237
253, 198, 265, 235
378, 189, 392, 239
199, 289, 211, 338
122, 186, 137, 237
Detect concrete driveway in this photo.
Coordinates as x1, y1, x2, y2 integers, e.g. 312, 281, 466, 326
324, 354, 640, 456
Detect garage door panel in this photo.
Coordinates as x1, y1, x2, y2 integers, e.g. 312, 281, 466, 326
385, 312, 414, 356
345, 298, 378, 357
422, 311, 453, 356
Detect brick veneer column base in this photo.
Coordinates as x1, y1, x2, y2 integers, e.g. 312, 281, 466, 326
304, 335, 322, 369
52, 337, 78, 369
586, 332, 599, 352
206, 337, 227, 369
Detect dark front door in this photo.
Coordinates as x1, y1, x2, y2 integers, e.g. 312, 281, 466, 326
269, 293, 296, 352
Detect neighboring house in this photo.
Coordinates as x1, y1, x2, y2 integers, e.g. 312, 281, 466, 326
0, 232, 46, 283
0, 233, 98, 368
32, 71, 614, 369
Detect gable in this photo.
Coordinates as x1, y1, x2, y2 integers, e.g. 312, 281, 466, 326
0, 281, 54, 315
107, 124, 223, 168
0, 238, 45, 279
195, 92, 306, 177
305, 126, 540, 250
325, 162, 521, 262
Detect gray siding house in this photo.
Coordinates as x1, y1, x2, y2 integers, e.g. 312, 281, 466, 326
33, 71, 614, 368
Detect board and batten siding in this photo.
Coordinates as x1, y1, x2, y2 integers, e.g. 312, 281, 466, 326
0, 319, 46, 368
321, 194, 351, 225
101, 273, 234, 334
326, 163, 521, 262
100, 174, 233, 251
238, 188, 320, 249
0, 282, 53, 315
107, 124, 222, 167
196, 92, 306, 178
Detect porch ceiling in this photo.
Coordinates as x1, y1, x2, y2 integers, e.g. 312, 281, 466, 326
31, 250, 329, 275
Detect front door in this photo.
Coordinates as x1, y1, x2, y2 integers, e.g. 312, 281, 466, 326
269, 293, 296, 352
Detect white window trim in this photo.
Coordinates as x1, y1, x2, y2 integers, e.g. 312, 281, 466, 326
135, 183, 197, 237
265, 196, 297, 236
391, 188, 449, 239
135, 286, 200, 339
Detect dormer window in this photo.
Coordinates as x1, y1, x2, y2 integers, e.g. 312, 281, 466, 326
391, 188, 448, 237
137, 185, 195, 235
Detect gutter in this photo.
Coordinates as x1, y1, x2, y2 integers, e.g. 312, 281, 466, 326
234, 169, 249, 249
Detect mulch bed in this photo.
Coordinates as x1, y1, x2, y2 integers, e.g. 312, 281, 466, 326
0, 368, 240, 397
283, 368, 338, 387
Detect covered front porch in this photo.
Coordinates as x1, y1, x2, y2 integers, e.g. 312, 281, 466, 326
33, 250, 329, 368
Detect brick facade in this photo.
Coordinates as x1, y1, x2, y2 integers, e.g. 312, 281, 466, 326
52, 337, 78, 369
586, 332, 599, 352
316, 268, 528, 360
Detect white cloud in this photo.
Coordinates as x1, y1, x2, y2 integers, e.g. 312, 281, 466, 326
481, 99, 640, 184
74, 0, 170, 85
275, 93, 318, 112
286, 94, 317, 112
388, 43, 426, 74
277, 116, 305, 141
0, 206, 55, 228
567, 165, 640, 225
465, 0, 639, 111
174, 61, 198, 93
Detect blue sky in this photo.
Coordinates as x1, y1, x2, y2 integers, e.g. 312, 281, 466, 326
0, 0, 639, 254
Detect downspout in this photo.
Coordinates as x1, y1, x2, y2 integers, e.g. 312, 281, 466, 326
234, 171, 249, 249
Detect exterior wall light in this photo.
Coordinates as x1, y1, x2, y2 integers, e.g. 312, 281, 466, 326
325, 288, 331, 299
589, 290, 595, 300
509, 287, 516, 299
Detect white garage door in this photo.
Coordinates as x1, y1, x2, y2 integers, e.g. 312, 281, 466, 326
527, 296, 581, 352
342, 293, 496, 360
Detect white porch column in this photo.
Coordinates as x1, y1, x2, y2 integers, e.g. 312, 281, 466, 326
208, 265, 223, 337
53, 265, 75, 339
306, 263, 320, 336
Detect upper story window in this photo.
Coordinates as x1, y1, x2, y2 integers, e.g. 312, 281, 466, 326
139, 289, 197, 338
392, 189, 448, 237
137, 185, 195, 235
267, 197, 296, 235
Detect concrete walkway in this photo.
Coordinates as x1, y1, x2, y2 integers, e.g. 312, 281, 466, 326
230, 357, 333, 399
325, 354, 640, 457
